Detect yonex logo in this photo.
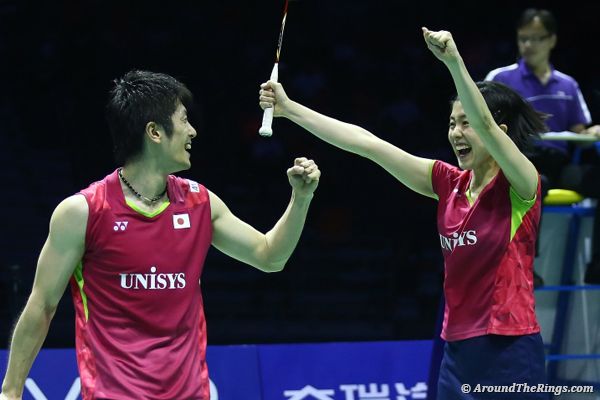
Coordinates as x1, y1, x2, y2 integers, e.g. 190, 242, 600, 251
113, 221, 129, 231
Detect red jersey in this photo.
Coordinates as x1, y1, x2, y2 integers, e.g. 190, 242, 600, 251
431, 161, 541, 342
70, 170, 212, 399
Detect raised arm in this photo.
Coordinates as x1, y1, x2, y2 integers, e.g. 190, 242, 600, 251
422, 27, 538, 199
210, 157, 319, 272
259, 83, 436, 199
1, 195, 87, 400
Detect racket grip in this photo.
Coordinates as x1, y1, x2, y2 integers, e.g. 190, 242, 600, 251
259, 63, 279, 137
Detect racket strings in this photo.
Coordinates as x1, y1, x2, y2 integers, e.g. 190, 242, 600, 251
274, 0, 289, 62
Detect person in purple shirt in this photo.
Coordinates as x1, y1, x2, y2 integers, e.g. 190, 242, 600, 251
485, 8, 599, 183
486, 8, 600, 285
485, 8, 600, 180
485, 8, 598, 133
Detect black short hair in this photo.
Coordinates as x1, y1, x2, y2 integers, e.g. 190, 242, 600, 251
517, 8, 557, 35
106, 70, 193, 165
452, 81, 547, 153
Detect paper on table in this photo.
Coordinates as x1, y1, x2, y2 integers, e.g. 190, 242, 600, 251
540, 131, 599, 142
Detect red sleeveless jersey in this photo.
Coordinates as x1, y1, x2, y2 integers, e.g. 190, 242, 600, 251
431, 161, 541, 342
70, 170, 212, 399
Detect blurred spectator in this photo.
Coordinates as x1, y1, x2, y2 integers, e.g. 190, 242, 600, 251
485, 8, 600, 286
485, 8, 599, 188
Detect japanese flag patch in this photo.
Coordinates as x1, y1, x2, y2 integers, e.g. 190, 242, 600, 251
173, 213, 191, 229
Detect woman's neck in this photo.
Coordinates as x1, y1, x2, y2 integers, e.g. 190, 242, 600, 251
469, 162, 500, 197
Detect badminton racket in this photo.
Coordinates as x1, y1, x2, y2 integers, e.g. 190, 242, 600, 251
259, 0, 289, 137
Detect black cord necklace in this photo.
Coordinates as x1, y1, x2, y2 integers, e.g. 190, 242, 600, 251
118, 168, 167, 204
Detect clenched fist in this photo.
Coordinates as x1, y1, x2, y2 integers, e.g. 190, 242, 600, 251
287, 157, 320, 197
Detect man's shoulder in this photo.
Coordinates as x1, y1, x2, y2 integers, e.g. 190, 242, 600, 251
79, 170, 115, 196
552, 69, 581, 87
77, 170, 119, 214
484, 63, 520, 82
51, 194, 89, 233
169, 175, 210, 206
169, 175, 206, 194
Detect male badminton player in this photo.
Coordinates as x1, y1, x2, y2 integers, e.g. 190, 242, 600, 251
1, 70, 320, 400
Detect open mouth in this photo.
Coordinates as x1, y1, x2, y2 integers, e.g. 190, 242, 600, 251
185, 143, 192, 151
456, 145, 472, 158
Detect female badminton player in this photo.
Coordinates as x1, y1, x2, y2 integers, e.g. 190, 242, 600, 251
259, 28, 548, 399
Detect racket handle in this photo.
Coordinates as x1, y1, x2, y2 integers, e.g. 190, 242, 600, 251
259, 63, 279, 137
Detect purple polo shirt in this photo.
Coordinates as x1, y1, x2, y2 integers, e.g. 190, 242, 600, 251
485, 58, 592, 153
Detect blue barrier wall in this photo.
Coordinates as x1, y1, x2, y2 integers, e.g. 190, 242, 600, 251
0, 340, 432, 399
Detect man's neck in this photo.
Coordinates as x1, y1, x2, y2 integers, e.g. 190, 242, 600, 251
120, 161, 169, 201
526, 59, 552, 84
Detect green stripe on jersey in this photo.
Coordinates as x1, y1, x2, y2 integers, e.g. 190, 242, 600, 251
466, 189, 474, 206
125, 199, 170, 218
509, 186, 536, 241
73, 262, 89, 321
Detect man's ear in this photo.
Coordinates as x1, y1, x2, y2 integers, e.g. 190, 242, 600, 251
549, 34, 557, 50
145, 122, 163, 143
499, 123, 508, 134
